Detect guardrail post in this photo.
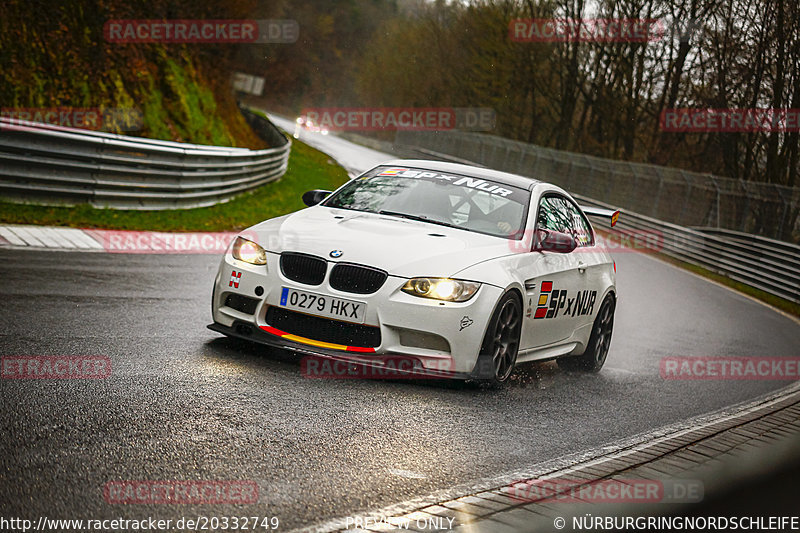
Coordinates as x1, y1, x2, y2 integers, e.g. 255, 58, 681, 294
677, 171, 694, 225
652, 167, 666, 217
774, 184, 789, 240
739, 179, 751, 233
708, 175, 721, 229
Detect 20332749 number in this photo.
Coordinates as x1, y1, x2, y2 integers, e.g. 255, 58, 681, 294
279, 287, 366, 324
192, 516, 279, 530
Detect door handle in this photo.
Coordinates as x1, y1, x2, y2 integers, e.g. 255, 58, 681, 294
578, 261, 587, 274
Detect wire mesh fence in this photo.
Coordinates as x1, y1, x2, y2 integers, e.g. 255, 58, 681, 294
394, 130, 800, 244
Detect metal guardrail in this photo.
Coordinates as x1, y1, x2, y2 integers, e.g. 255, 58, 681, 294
578, 195, 800, 304
0, 112, 291, 210
389, 139, 800, 304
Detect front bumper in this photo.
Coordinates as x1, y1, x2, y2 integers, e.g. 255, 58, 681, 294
210, 252, 503, 376
207, 320, 479, 380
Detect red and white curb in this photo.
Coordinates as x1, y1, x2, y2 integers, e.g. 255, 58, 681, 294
0, 225, 103, 250
0, 225, 238, 254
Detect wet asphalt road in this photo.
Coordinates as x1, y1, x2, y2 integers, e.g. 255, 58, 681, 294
268, 114, 391, 176
1, 247, 798, 529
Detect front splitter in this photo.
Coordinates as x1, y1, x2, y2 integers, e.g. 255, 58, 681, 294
207, 320, 476, 380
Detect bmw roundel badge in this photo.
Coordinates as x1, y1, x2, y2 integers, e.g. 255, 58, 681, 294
330, 250, 343, 258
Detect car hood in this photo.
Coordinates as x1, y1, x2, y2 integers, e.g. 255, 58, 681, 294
246, 207, 519, 278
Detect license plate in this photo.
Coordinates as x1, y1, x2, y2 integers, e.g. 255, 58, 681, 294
279, 287, 366, 324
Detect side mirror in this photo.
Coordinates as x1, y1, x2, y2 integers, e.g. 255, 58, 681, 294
533, 229, 577, 253
302, 189, 332, 207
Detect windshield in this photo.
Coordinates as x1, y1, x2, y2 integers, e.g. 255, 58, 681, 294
323, 166, 530, 239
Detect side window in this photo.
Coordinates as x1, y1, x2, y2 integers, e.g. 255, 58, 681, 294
536, 195, 594, 246
537, 196, 572, 233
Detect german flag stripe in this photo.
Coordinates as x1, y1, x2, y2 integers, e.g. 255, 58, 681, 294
259, 325, 376, 353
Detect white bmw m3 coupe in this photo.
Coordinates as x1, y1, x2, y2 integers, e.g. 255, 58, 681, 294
209, 160, 619, 384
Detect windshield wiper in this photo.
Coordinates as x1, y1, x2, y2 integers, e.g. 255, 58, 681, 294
378, 210, 460, 229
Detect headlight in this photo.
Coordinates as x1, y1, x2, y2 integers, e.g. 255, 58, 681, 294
401, 278, 480, 302
231, 236, 267, 265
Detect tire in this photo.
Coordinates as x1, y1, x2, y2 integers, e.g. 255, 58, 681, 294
475, 292, 522, 385
557, 294, 615, 372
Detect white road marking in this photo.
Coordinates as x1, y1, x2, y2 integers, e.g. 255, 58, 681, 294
52, 227, 92, 249
68, 229, 104, 249
39, 226, 77, 248
23, 226, 61, 247
0, 226, 26, 246
0, 225, 103, 250
7, 226, 47, 246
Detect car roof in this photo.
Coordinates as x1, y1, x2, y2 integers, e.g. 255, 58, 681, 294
376, 159, 540, 191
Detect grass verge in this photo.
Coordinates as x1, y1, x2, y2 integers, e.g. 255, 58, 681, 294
0, 139, 348, 232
